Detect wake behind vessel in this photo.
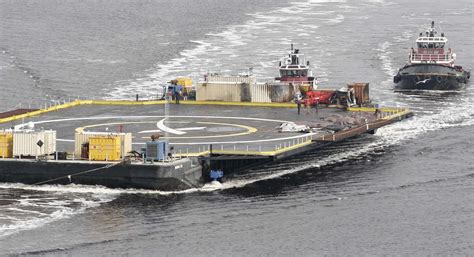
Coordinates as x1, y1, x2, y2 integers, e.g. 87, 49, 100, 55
393, 21, 470, 90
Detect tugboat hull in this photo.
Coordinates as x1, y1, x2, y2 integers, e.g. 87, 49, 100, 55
394, 64, 470, 91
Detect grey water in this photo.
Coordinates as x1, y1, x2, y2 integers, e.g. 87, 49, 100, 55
1, 0, 473, 255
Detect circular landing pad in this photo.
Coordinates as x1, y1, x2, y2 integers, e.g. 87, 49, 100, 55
21, 115, 315, 153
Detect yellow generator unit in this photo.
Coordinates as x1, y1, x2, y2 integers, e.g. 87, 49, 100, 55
0, 131, 13, 158
88, 136, 121, 161
176, 77, 193, 87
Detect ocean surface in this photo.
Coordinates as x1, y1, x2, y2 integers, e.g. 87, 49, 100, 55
1, 0, 473, 255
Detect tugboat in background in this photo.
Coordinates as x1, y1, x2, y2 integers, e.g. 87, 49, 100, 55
393, 21, 470, 90
275, 43, 316, 85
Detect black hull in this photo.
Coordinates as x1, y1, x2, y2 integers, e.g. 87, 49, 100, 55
0, 159, 203, 190
394, 64, 470, 91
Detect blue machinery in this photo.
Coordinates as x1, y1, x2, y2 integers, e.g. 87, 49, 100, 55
145, 140, 169, 161
209, 144, 224, 181
210, 170, 224, 181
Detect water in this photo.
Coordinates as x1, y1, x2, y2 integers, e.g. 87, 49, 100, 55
1, 0, 473, 255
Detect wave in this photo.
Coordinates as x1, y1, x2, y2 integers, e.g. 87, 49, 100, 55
324, 14, 345, 25
104, 0, 353, 100
0, 194, 114, 238
375, 41, 395, 78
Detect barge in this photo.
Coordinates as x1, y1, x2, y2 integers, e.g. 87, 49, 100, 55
0, 46, 413, 190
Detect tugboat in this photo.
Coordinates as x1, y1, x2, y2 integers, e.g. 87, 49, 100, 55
393, 21, 470, 90
276, 44, 316, 85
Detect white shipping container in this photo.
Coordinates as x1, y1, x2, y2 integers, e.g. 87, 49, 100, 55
250, 83, 272, 103
43, 130, 57, 154
122, 133, 132, 157
196, 83, 242, 102
74, 132, 132, 158
197, 82, 296, 103
13, 130, 56, 156
206, 74, 256, 84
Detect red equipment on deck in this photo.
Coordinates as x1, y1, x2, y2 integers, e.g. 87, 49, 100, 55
302, 90, 334, 106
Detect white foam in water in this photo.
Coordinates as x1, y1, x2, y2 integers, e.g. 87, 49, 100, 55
375, 41, 396, 78
308, 0, 347, 3
105, 0, 363, 100
0, 194, 115, 238
0, 182, 226, 196
324, 14, 345, 25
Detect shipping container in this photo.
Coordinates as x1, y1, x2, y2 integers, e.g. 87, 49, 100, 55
348, 83, 370, 104
89, 136, 121, 161
75, 132, 132, 159
206, 74, 256, 84
0, 131, 13, 158
13, 130, 56, 157
197, 75, 296, 103
196, 82, 243, 102
43, 130, 57, 155
250, 83, 272, 103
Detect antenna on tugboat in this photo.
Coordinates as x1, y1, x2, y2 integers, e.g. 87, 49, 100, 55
291, 43, 293, 51
431, 21, 434, 28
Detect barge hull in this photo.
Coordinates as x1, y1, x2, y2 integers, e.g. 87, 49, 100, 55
0, 159, 202, 191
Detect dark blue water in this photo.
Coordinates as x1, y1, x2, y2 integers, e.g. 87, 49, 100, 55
1, 0, 473, 255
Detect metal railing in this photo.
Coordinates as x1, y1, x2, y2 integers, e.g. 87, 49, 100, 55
410, 53, 452, 63
173, 134, 316, 157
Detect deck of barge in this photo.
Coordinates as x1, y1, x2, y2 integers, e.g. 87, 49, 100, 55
0, 100, 413, 187
0, 100, 412, 161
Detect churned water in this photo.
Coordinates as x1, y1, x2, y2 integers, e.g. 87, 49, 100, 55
0, 0, 473, 255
